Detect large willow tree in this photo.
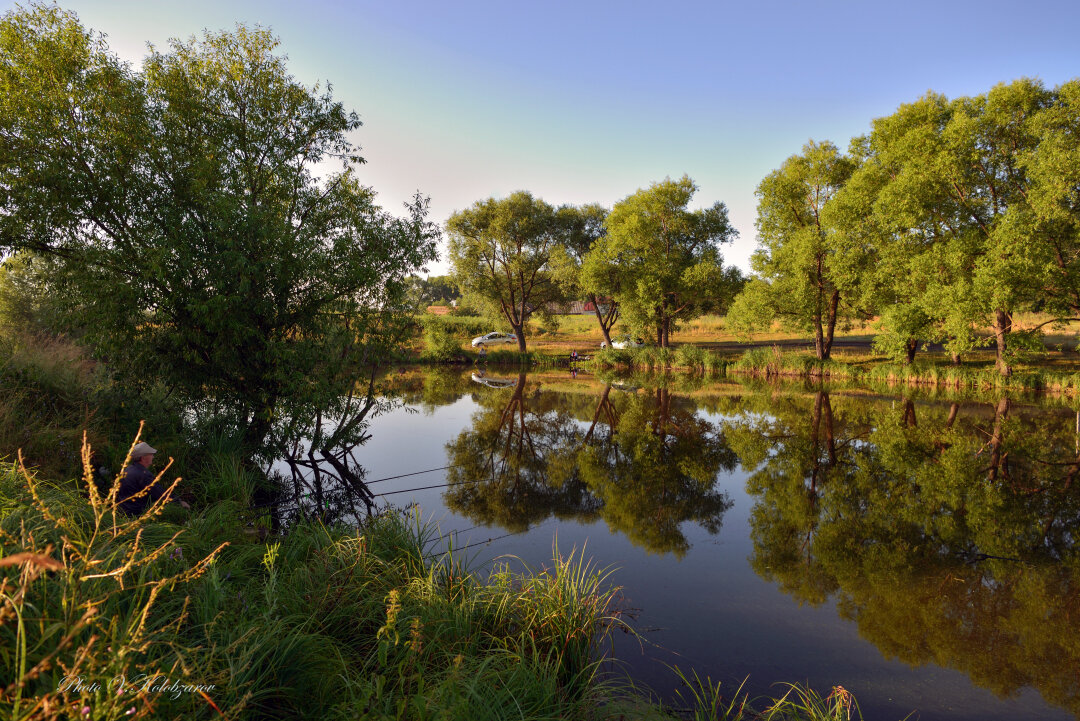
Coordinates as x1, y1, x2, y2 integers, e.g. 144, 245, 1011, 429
840, 78, 1080, 374
587, 175, 738, 347
446, 192, 565, 352
728, 140, 869, 360
0, 6, 438, 449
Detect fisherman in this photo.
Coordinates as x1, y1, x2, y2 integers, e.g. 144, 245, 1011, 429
118, 441, 190, 514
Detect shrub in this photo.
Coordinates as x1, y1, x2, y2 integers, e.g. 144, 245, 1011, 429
421, 318, 465, 362
674, 344, 708, 371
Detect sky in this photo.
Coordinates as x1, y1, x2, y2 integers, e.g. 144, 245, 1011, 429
8, 0, 1080, 273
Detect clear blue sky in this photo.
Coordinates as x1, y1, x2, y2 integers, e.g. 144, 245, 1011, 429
8, 0, 1080, 272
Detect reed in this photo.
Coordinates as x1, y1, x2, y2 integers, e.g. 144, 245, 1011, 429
1, 437, 629, 719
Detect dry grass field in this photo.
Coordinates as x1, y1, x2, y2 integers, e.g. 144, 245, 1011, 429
429, 311, 1080, 376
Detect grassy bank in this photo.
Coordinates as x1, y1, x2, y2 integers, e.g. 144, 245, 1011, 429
427, 338, 1080, 398
0, 334, 916, 720
0, 439, 899, 721
414, 312, 1080, 386
1, 439, 627, 720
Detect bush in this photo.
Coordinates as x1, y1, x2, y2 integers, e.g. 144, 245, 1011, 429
422, 318, 465, 362
674, 343, 708, 371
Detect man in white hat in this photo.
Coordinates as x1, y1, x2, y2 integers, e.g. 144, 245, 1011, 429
118, 441, 189, 514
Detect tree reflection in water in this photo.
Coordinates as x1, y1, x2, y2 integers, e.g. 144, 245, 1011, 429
728, 389, 1080, 715
443, 375, 735, 556
283, 367, 1080, 715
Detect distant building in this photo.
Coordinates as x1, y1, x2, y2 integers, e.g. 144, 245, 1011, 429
544, 299, 610, 315
426, 305, 451, 315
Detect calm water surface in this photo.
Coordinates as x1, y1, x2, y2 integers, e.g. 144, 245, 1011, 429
341, 368, 1079, 721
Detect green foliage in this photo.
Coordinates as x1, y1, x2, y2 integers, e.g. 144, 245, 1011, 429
406, 274, 461, 308
844, 79, 1080, 375
0, 6, 439, 450
0, 254, 71, 338
730, 141, 865, 360
551, 203, 622, 343
0, 334, 105, 476
421, 317, 465, 362
674, 343, 708, 371
0, 435, 629, 720
587, 176, 739, 347
870, 306, 933, 363
447, 192, 567, 352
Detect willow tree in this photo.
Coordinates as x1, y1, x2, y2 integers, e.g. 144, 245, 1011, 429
446, 192, 564, 352
728, 140, 868, 360
0, 6, 439, 451
852, 80, 1072, 375
550, 203, 621, 346
589, 175, 738, 347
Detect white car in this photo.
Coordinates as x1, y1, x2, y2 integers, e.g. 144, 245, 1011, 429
600, 335, 646, 350
471, 332, 518, 348
470, 373, 518, 388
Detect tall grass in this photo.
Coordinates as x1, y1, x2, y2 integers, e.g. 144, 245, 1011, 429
1, 434, 629, 719
0, 334, 104, 477
0, 429, 227, 720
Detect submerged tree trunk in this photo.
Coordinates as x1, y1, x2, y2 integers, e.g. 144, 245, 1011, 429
993, 309, 1012, 377
945, 402, 959, 428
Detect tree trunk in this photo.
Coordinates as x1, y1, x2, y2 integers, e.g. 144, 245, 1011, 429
659, 298, 670, 348
242, 394, 278, 461
993, 309, 1011, 377
813, 313, 825, 360
513, 323, 527, 353
904, 338, 918, 365
821, 290, 840, 360
951, 352, 962, 366
662, 317, 671, 347
589, 294, 615, 347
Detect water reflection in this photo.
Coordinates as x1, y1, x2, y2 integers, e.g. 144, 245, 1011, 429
280, 368, 1080, 717
442, 374, 735, 556
730, 389, 1080, 715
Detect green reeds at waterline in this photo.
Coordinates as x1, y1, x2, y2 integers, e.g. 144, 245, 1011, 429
1, 432, 629, 720
665, 666, 871, 721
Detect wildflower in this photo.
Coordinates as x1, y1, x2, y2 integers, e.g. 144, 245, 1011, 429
408, 617, 423, 655
827, 685, 854, 720
81, 707, 90, 716
377, 589, 402, 645
126, 708, 136, 716
169, 546, 183, 561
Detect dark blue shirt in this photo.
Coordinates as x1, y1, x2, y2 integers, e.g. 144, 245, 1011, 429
118, 462, 165, 515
